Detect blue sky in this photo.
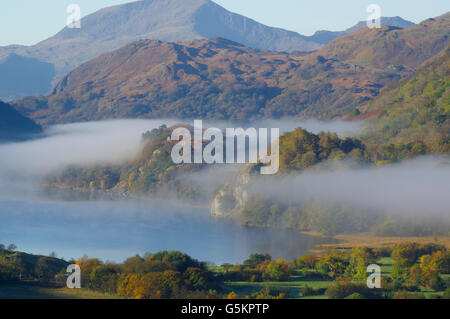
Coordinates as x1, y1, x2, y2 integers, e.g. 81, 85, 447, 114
0, 0, 448, 46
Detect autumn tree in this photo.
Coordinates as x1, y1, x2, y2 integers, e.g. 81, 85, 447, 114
294, 254, 319, 270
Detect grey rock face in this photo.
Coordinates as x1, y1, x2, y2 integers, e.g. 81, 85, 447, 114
211, 164, 261, 218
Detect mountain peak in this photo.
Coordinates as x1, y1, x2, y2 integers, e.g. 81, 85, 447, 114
0, 0, 320, 100
314, 14, 449, 70
307, 16, 415, 44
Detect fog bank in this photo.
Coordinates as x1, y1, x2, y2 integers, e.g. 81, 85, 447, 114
251, 157, 450, 217
0, 119, 178, 199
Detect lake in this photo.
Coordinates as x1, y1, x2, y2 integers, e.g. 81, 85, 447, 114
0, 119, 352, 264
0, 199, 332, 264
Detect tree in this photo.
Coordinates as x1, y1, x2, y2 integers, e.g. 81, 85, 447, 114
326, 281, 373, 299
35, 258, 53, 281
226, 291, 239, 299
149, 251, 203, 273
259, 259, 290, 281
7, 244, 17, 251
221, 263, 233, 273
89, 265, 118, 294
391, 243, 419, 281
117, 274, 141, 298
349, 247, 377, 279
134, 270, 182, 299
77, 256, 102, 287
345, 292, 365, 299
317, 251, 348, 278
295, 255, 318, 269
122, 255, 145, 274
243, 254, 271, 268
184, 267, 211, 290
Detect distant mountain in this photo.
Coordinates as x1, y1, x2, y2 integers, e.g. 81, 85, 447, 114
0, 54, 55, 101
313, 13, 450, 70
358, 45, 449, 156
0, 0, 418, 102
0, 101, 42, 142
0, 0, 321, 101
10, 13, 450, 125
307, 16, 415, 44
11, 12, 449, 125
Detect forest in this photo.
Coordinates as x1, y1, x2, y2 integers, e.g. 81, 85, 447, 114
1, 243, 449, 299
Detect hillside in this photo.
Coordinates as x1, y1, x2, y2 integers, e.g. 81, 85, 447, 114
210, 127, 450, 236
10, 13, 449, 125
358, 46, 450, 157
0, 248, 69, 282
44, 125, 211, 201
313, 13, 450, 70
0, 0, 417, 101
0, 0, 322, 100
0, 101, 42, 142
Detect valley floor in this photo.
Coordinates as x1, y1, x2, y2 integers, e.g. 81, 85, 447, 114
304, 232, 450, 253
222, 257, 450, 299
0, 284, 120, 299
1, 259, 449, 299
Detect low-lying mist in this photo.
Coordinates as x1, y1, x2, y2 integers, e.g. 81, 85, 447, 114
0, 118, 362, 200
0, 119, 178, 200
251, 157, 450, 218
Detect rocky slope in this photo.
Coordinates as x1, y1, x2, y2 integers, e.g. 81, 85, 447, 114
0, 0, 416, 101
0, 0, 321, 100
11, 13, 450, 125
313, 13, 450, 70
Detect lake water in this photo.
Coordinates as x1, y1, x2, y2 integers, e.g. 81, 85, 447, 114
0, 119, 350, 265
0, 199, 332, 264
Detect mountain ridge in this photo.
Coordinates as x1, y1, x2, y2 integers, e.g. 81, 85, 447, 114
306, 16, 414, 44
0, 0, 416, 101
10, 13, 449, 125
0, 0, 320, 100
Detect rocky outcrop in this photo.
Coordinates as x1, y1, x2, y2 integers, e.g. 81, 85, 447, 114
211, 164, 261, 218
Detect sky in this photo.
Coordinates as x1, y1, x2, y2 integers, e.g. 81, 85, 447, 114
0, 0, 448, 46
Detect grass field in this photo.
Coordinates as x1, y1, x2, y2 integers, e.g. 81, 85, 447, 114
224, 279, 333, 299
0, 284, 121, 299
222, 257, 399, 299
306, 232, 450, 253
378, 257, 394, 275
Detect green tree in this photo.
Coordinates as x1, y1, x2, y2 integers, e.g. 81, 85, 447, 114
243, 254, 272, 268
89, 265, 118, 294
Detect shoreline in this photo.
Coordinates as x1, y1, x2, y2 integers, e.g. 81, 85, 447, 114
301, 231, 450, 254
